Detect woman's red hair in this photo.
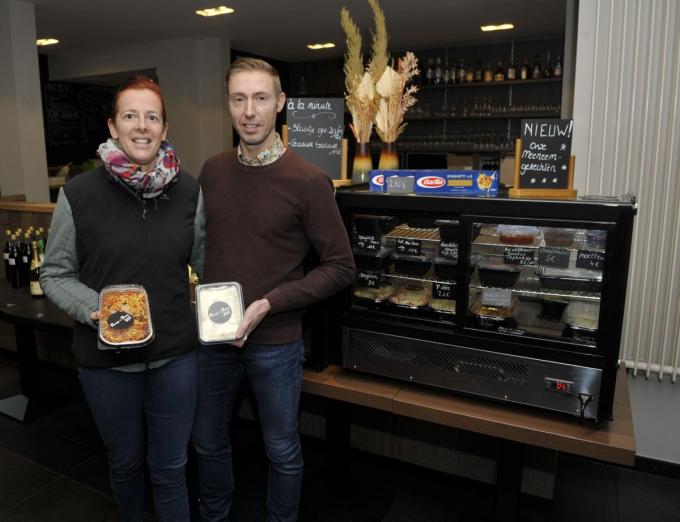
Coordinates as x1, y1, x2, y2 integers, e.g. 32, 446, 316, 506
110, 76, 167, 122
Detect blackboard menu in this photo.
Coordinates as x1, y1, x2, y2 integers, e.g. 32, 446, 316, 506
286, 98, 344, 180
519, 119, 573, 189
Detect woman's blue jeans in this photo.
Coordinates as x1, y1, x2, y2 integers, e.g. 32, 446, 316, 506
79, 349, 198, 522
192, 339, 305, 522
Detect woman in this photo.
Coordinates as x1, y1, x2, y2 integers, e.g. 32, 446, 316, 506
40, 76, 204, 521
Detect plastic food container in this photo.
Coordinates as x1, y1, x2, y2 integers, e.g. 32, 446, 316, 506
392, 256, 431, 278
353, 278, 398, 302
354, 250, 394, 272
497, 225, 539, 245
432, 258, 458, 281
195, 282, 245, 344
429, 298, 456, 314
563, 301, 599, 331
539, 296, 570, 320
388, 282, 431, 309
353, 214, 399, 237
585, 229, 607, 250
536, 267, 603, 292
470, 294, 519, 329
477, 257, 522, 288
435, 219, 461, 242
99, 285, 153, 349
542, 227, 577, 247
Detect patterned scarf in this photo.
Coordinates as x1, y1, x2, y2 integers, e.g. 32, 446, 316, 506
97, 138, 180, 198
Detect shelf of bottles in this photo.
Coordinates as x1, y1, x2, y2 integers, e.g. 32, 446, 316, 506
3, 226, 47, 297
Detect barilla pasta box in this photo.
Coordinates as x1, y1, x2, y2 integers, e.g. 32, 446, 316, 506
414, 170, 499, 196
369, 170, 387, 192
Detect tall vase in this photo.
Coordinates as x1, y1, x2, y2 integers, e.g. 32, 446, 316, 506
378, 141, 399, 170
351, 142, 373, 184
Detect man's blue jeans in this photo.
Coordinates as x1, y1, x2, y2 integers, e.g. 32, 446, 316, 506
79, 349, 197, 522
192, 339, 305, 522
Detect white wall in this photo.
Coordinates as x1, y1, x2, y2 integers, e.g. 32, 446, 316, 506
0, 0, 49, 201
573, 0, 680, 381
49, 37, 232, 176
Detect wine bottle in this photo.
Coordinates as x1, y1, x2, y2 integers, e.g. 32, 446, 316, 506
543, 51, 553, 78
19, 232, 31, 287
434, 57, 443, 85
474, 60, 483, 82
520, 58, 530, 80
554, 55, 563, 78
507, 57, 517, 80
457, 58, 466, 84
494, 61, 505, 81
532, 54, 541, 79
30, 241, 44, 298
3, 229, 11, 280
8, 236, 19, 289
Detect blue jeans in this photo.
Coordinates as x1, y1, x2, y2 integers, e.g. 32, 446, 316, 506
192, 339, 305, 522
79, 349, 198, 522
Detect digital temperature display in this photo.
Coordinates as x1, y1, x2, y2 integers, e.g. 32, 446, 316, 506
545, 378, 573, 395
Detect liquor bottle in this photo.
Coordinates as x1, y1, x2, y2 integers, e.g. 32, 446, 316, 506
434, 57, 443, 85
425, 58, 434, 84
457, 58, 466, 84
507, 57, 517, 80
483, 62, 493, 82
520, 58, 529, 80
554, 55, 563, 78
532, 54, 541, 79
8, 236, 19, 289
449, 62, 457, 84
543, 51, 553, 78
465, 64, 474, 83
19, 233, 31, 287
494, 61, 505, 81
29, 241, 44, 298
474, 60, 483, 82
3, 229, 11, 280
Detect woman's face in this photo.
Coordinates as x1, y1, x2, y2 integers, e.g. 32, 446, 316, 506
107, 88, 168, 169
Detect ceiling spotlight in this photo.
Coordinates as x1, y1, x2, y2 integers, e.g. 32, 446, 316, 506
481, 23, 514, 32
196, 6, 234, 17
307, 42, 336, 50
36, 38, 59, 46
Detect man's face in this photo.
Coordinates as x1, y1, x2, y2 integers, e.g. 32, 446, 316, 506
228, 70, 285, 158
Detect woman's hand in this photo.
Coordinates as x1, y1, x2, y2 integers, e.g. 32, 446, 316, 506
230, 298, 271, 348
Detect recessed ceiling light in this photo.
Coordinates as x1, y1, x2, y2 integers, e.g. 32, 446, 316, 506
36, 38, 59, 46
307, 42, 336, 50
196, 6, 234, 17
481, 23, 514, 32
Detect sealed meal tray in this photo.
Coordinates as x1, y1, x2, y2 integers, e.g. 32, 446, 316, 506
388, 282, 431, 309
353, 278, 398, 302
99, 284, 153, 348
392, 256, 431, 278
563, 301, 599, 331
497, 225, 539, 245
477, 257, 522, 288
470, 294, 519, 329
536, 267, 603, 292
195, 282, 245, 344
542, 227, 577, 247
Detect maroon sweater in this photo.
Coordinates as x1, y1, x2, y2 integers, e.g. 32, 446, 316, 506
198, 148, 355, 344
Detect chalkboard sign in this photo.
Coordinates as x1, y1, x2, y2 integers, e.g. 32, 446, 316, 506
357, 271, 380, 288
538, 247, 570, 268
504, 247, 535, 266
286, 98, 344, 180
396, 238, 422, 257
519, 119, 574, 189
576, 250, 605, 270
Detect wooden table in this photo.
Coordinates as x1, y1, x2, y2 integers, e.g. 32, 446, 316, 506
302, 364, 635, 521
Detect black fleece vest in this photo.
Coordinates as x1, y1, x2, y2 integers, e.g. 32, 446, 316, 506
64, 167, 199, 368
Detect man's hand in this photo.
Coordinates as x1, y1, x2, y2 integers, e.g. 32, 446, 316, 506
91, 310, 100, 321
230, 298, 271, 348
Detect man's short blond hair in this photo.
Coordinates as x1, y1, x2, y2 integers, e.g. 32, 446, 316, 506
226, 57, 282, 95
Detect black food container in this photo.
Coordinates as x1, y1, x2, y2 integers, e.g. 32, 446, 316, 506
477, 258, 522, 288
536, 268, 602, 293
354, 214, 399, 237
392, 256, 431, 278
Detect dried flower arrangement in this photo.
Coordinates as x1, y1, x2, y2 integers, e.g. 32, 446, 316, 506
374, 52, 420, 143
340, 0, 389, 144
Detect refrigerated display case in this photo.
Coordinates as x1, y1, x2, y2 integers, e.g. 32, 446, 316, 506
335, 187, 637, 422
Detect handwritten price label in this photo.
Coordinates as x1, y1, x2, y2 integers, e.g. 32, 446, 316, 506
538, 247, 570, 268
396, 238, 422, 257
576, 250, 605, 270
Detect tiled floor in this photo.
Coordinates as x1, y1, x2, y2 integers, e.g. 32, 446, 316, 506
1, 353, 679, 522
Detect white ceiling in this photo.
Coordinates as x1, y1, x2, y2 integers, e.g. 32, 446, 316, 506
31, 0, 567, 63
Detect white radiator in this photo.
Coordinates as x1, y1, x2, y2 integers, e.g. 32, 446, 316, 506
573, 0, 680, 382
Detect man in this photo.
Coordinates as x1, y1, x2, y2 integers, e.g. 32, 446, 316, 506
192, 57, 355, 521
